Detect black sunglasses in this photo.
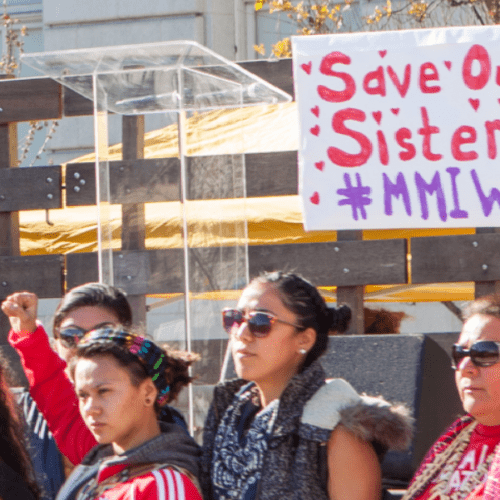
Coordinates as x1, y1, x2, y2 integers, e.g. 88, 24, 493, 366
222, 308, 302, 338
57, 322, 116, 348
451, 341, 500, 369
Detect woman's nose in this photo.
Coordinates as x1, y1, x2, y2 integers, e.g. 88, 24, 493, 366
458, 356, 478, 373
84, 397, 101, 415
233, 321, 252, 342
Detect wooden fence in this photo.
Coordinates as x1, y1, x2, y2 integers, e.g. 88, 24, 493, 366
0, 58, 499, 378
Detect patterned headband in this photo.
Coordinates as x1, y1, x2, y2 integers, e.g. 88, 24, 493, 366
79, 327, 171, 406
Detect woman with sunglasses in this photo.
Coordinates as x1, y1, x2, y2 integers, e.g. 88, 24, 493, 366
201, 271, 412, 500
402, 294, 500, 500
2, 283, 186, 469
54, 325, 202, 500
0, 356, 40, 500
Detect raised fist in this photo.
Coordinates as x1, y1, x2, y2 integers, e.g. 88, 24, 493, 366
1, 292, 38, 334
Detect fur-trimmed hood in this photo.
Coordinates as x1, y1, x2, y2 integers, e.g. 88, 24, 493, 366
341, 394, 413, 452
300, 378, 413, 454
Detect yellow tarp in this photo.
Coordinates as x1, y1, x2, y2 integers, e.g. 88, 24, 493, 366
19, 103, 476, 302
76, 103, 300, 162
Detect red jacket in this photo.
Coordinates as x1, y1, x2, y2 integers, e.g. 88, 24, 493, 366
56, 434, 203, 500
69, 463, 202, 500
10, 325, 104, 464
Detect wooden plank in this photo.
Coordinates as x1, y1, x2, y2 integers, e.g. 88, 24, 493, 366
0, 166, 61, 211
121, 115, 147, 327
188, 247, 247, 292
336, 230, 364, 335
246, 151, 297, 197
66, 252, 98, 289
475, 228, 500, 297
0, 120, 19, 347
66, 249, 184, 294
187, 155, 244, 200
0, 100, 22, 354
66, 159, 181, 206
249, 240, 408, 287
63, 86, 94, 117
0, 123, 19, 257
62, 59, 294, 117
114, 249, 184, 295
0, 255, 63, 299
111, 158, 180, 204
411, 234, 500, 284
65, 162, 95, 206
122, 115, 146, 248
238, 59, 294, 100
0, 77, 61, 123
0, 62, 292, 121
67, 152, 295, 206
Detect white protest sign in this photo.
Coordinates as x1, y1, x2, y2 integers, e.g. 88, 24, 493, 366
292, 27, 500, 230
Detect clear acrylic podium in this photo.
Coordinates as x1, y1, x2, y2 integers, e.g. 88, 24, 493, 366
22, 40, 292, 435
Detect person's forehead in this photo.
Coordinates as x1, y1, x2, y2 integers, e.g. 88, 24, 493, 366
74, 356, 123, 388
459, 314, 500, 345
237, 283, 281, 310
60, 305, 118, 330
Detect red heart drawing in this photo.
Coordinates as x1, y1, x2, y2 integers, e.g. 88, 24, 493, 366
315, 161, 324, 171
444, 61, 452, 70
372, 111, 382, 125
311, 106, 320, 117
301, 62, 312, 74
379, 50, 387, 58
469, 98, 480, 111
310, 125, 320, 136
390, 108, 400, 115
310, 192, 320, 205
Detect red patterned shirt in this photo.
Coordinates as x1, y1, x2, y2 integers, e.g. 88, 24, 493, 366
417, 423, 500, 500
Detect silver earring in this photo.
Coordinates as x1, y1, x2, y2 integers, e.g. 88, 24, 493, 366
299, 348, 307, 355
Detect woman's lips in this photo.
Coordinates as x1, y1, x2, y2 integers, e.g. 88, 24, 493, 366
89, 422, 106, 429
234, 350, 255, 359
463, 386, 484, 393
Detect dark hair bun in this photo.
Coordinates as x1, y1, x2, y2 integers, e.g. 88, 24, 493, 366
252, 271, 353, 366
330, 305, 352, 333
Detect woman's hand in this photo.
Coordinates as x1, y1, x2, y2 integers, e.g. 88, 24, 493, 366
1, 292, 38, 336
327, 424, 382, 500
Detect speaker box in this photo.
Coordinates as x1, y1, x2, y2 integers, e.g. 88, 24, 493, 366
322, 333, 463, 486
